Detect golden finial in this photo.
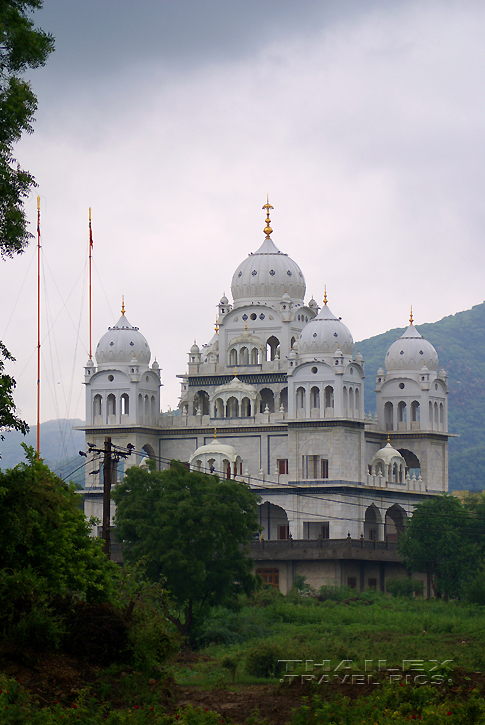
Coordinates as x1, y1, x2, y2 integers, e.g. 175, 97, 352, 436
409, 306, 414, 325
387, 434, 391, 444
214, 427, 217, 439
234, 366, 238, 377
215, 317, 219, 334
89, 207, 91, 222
262, 194, 274, 238
323, 286, 328, 306
244, 319, 248, 331
121, 295, 125, 315
37, 196, 40, 211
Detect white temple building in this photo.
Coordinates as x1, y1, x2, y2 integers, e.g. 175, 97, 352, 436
82, 200, 449, 594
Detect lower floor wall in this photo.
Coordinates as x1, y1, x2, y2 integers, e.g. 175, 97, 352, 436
254, 558, 429, 597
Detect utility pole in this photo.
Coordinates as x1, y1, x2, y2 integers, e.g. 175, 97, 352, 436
103, 436, 113, 559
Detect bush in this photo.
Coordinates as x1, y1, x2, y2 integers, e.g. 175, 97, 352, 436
386, 576, 424, 598
463, 568, 485, 605
317, 584, 355, 602
245, 642, 284, 678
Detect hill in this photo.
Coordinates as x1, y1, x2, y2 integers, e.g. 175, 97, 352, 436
357, 300, 485, 491
0, 418, 85, 486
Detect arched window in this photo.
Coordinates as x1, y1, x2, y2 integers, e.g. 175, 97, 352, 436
411, 400, 420, 423
241, 397, 251, 417
348, 387, 354, 417
355, 388, 360, 417
195, 459, 202, 471
343, 386, 348, 416
138, 394, 143, 420
439, 402, 444, 431
193, 390, 209, 416
384, 401, 393, 431
144, 395, 149, 418
229, 348, 237, 366
251, 347, 259, 365
310, 386, 320, 409
239, 347, 249, 365
385, 504, 407, 542
279, 387, 288, 412
120, 393, 129, 416
107, 394, 116, 421
226, 396, 239, 417
290, 336, 296, 349
398, 401, 406, 424
93, 394, 102, 418
151, 395, 156, 420
434, 402, 439, 428
266, 336, 280, 361
324, 385, 334, 410
296, 386, 305, 409
259, 388, 274, 413
214, 397, 224, 418
429, 401, 433, 429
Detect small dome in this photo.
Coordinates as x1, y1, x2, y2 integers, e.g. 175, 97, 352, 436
231, 236, 306, 306
214, 376, 257, 397
220, 294, 229, 305
298, 303, 354, 356
308, 297, 319, 310
191, 437, 237, 460
371, 441, 405, 467
85, 358, 94, 368
190, 341, 200, 354
152, 359, 159, 370
385, 324, 438, 373
96, 314, 150, 366
355, 350, 364, 363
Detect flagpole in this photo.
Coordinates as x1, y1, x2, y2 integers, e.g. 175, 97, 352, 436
89, 207, 93, 360
36, 196, 41, 459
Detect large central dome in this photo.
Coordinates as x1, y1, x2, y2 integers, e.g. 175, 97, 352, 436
230, 201, 306, 306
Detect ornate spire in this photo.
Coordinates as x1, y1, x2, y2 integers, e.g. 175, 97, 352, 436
323, 285, 328, 306
214, 427, 217, 439
387, 434, 391, 444
262, 195, 274, 238
121, 295, 125, 316
215, 317, 219, 334
409, 305, 414, 325
234, 366, 238, 378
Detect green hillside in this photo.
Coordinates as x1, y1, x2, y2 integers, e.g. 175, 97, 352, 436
0, 419, 85, 486
357, 300, 485, 492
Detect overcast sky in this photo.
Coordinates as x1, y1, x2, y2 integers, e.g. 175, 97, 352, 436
2, 0, 485, 430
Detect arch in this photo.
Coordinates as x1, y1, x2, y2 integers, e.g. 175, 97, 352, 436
251, 347, 259, 365
214, 397, 224, 418
384, 401, 393, 431
266, 335, 280, 361
222, 458, 231, 479
355, 387, 360, 417
343, 386, 348, 416
385, 504, 407, 542
279, 387, 288, 412
193, 390, 209, 416
226, 396, 239, 418
120, 393, 129, 416
434, 401, 439, 429
290, 336, 296, 349
258, 501, 289, 540
440, 402, 444, 431
144, 395, 149, 418
241, 396, 252, 417
397, 401, 406, 425
364, 504, 382, 541
151, 395, 156, 421
429, 401, 433, 430
229, 348, 238, 366
141, 443, 156, 464
138, 393, 143, 420
348, 387, 354, 418
296, 386, 306, 410
93, 394, 102, 419
411, 400, 420, 425
239, 346, 249, 365
310, 386, 320, 409
398, 448, 421, 478
324, 385, 334, 411
195, 459, 202, 471
107, 393, 116, 421
259, 388, 275, 413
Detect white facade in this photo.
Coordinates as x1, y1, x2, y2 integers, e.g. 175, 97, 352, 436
82, 201, 449, 574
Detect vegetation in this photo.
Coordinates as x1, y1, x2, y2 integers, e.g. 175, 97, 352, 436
112, 461, 261, 639
0, 341, 28, 450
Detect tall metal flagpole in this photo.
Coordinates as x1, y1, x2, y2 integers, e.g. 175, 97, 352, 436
36, 196, 41, 459
89, 208, 93, 359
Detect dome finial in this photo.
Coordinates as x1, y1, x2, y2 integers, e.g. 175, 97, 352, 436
387, 434, 391, 444
245, 319, 248, 331
121, 296, 125, 316
214, 427, 217, 439
262, 195, 274, 238
215, 317, 219, 334
234, 366, 238, 378
323, 285, 328, 306
409, 305, 414, 325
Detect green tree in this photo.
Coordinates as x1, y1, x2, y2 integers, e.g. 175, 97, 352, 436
113, 461, 261, 637
398, 494, 479, 599
0, 341, 28, 450
0, 445, 114, 600
0, 0, 54, 257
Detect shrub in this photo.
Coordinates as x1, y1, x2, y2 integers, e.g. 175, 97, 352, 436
245, 642, 284, 678
386, 576, 424, 598
221, 655, 238, 682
